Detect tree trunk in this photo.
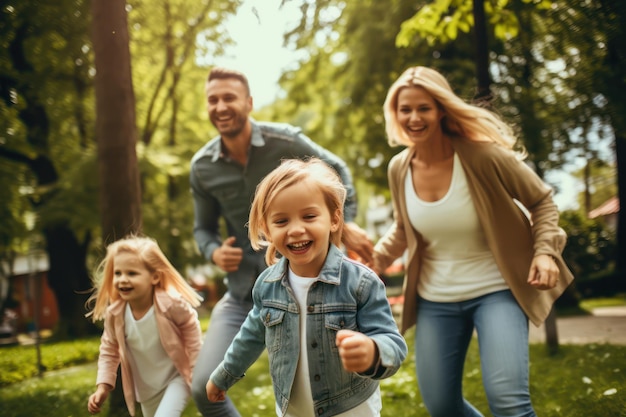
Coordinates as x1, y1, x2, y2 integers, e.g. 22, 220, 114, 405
92, 0, 142, 245
44, 227, 95, 338
92, 0, 142, 414
472, 0, 493, 104
598, 0, 626, 286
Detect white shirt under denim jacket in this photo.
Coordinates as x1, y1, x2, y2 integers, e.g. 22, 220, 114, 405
209, 245, 408, 417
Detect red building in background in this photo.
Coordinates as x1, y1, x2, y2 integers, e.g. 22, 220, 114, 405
4, 252, 59, 333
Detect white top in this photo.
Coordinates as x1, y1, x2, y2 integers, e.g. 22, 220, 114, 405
124, 304, 178, 402
281, 269, 381, 417
284, 270, 316, 417
405, 153, 508, 302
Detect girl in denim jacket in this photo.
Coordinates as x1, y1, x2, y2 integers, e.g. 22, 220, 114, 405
86, 236, 203, 417
206, 158, 407, 417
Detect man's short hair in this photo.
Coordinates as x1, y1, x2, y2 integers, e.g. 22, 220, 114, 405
207, 67, 250, 96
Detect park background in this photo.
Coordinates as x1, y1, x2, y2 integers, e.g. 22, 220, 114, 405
1, 0, 625, 416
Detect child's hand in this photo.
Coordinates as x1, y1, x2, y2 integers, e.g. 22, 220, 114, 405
336, 329, 377, 373
88, 384, 112, 414
206, 380, 226, 402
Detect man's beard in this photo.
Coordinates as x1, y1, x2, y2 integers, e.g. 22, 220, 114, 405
215, 114, 247, 139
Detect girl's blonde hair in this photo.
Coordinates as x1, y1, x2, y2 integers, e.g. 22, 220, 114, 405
86, 235, 202, 322
383, 66, 522, 153
248, 158, 345, 266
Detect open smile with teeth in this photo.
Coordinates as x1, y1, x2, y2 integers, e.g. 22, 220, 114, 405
118, 287, 133, 293
216, 113, 233, 123
288, 241, 312, 251
407, 125, 426, 133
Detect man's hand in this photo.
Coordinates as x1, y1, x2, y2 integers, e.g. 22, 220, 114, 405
212, 236, 243, 272
336, 329, 378, 373
206, 380, 227, 403
527, 254, 560, 290
342, 222, 374, 265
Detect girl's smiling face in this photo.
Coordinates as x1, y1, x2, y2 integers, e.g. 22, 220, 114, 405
264, 180, 340, 278
113, 252, 159, 311
396, 86, 445, 145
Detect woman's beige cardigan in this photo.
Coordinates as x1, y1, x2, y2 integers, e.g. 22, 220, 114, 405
373, 138, 575, 334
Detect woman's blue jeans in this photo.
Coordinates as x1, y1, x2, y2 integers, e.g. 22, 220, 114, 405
415, 290, 537, 417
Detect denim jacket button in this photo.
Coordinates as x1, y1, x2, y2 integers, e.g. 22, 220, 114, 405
307, 305, 315, 313
314, 374, 321, 381
311, 341, 318, 348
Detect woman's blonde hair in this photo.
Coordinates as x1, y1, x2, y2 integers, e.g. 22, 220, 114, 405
383, 66, 521, 152
248, 158, 345, 266
86, 235, 202, 321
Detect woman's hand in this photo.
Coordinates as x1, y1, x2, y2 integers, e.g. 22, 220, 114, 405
527, 254, 560, 290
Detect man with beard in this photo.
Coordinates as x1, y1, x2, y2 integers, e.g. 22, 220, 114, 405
189, 67, 373, 417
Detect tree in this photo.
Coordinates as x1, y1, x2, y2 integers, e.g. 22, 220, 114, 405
92, 0, 142, 244
91, 0, 143, 414
0, 0, 98, 338
127, 0, 239, 269
594, 1, 626, 283
0, 0, 241, 340
276, 0, 478, 200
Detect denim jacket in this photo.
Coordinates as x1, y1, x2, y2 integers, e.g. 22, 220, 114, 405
190, 120, 358, 302
210, 245, 407, 416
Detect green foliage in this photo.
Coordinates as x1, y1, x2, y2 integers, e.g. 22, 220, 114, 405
37, 151, 99, 236
397, 0, 475, 46
559, 210, 616, 282
396, 0, 527, 47
0, 159, 30, 258
571, 161, 617, 212
276, 0, 479, 202
0, 0, 94, 261
0, 337, 101, 387
0, 0, 244, 299
124, 0, 242, 269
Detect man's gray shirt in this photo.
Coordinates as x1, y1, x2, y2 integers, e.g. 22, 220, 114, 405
190, 119, 358, 301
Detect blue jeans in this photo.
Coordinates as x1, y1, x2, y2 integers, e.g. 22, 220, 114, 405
415, 290, 537, 417
191, 292, 253, 417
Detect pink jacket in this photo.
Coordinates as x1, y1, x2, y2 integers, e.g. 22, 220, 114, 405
95, 288, 202, 416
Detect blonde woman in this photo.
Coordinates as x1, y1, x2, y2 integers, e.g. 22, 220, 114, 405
373, 66, 574, 417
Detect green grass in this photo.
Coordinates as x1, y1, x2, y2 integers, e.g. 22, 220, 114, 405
580, 294, 626, 312
0, 336, 101, 386
1, 313, 625, 416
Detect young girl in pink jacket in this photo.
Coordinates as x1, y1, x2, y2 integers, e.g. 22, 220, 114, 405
86, 235, 203, 417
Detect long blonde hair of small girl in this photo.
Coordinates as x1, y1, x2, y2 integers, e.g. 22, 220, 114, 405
383, 66, 522, 153
86, 235, 202, 322
248, 158, 346, 266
